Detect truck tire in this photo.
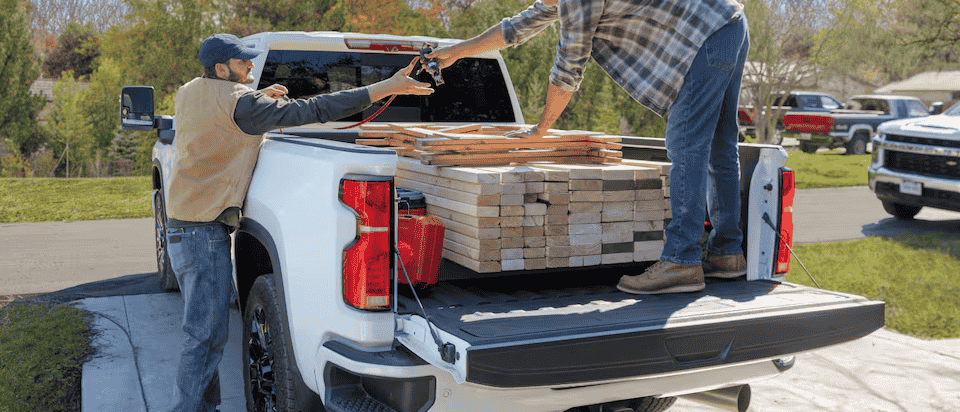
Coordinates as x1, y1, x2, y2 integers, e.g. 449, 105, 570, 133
798, 141, 818, 154
153, 189, 179, 292
882, 201, 922, 220
243, 274, 325, 412
845, 132, 869, 155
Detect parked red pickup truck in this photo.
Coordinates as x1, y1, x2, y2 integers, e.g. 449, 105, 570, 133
739, 91, 842, 143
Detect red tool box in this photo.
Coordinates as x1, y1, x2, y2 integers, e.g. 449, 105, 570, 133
397, 188, 443, 287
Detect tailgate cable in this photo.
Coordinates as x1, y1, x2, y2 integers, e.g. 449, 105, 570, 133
762, 212, 821, 289
394, 250, 458, 364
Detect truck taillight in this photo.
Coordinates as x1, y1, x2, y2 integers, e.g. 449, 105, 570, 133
776, 168, 795, 274
783, 114, 834, 133
340, 175, 393, 310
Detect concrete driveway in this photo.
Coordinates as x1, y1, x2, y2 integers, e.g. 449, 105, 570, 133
3, 187, 960, 412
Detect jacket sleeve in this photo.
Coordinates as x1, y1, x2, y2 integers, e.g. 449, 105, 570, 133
233, 87, 372, 135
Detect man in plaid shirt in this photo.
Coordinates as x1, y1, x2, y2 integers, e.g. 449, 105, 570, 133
429, 0, 749, 294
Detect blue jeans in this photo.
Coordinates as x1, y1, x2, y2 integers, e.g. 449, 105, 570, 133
662, 14, 749, 265
166, 222, 233, 412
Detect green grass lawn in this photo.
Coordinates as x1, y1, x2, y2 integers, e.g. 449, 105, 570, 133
0, 302, 93, 411
785, 149, 872, 189
0, 176, 153, 223
785, 233, 960, 339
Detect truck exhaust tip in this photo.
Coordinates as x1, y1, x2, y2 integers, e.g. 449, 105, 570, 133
678, 384, 751, 412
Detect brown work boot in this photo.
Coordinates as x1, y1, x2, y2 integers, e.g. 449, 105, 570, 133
702, 254, 747, 278
617, 260, 705, 294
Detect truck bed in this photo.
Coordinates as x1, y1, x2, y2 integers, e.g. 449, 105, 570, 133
397, 263, 884, 388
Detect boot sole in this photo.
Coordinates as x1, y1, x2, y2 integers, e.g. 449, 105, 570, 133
617, 282, 706, 295
704, 270, 747, 279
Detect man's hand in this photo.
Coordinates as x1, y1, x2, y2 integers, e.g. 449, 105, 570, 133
424, 46, 460, 70
504, 125, 549, 139
259, 84, 288, 99
367, 59, 434, 102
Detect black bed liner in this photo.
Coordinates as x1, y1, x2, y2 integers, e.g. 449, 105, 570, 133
397, 263, 885, 388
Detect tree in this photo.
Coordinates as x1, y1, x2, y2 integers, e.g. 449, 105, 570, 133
0, 0, 47, 173
30, 0, 128, 36
47, 72, 92, 177
100, 0, 218, 97
29, 0, 128, 60
333, 0, 442, 36
898, 0, 960, 60
41, 22, 101, 79
229, 0, 340, 35
739, 0, 835, 144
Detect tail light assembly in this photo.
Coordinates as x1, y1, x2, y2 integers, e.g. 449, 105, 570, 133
775, 168, 795, 274
783, 114, 834, 134
339, 174, 393, 310
737, 109, 754, 126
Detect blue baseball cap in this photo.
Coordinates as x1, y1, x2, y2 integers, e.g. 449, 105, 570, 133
198, 34, 265, 68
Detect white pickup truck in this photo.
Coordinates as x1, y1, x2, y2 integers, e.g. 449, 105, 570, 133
121, 31, 885, 412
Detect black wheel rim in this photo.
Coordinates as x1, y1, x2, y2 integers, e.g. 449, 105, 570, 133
249, 307, 278, 412
154, 191, 167, 272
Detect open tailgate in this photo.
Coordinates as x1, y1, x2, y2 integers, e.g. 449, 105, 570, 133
395, 269, 884, 388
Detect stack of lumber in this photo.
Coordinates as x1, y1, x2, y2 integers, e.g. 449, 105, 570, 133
396, 157, 671, 273
357, 123, 622, 166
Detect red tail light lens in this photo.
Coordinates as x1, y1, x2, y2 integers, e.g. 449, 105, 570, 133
776, 168, 795, 274
783, 114, 834, 133
340, 176, 393, 310
737, 109, 753, 125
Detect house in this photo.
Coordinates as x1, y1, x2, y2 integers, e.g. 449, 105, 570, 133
28, 77, 58, 102
873, 70, 960, 107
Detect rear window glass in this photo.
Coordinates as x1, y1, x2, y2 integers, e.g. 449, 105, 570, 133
847, 98, 889, 113
257, 50, 516, 123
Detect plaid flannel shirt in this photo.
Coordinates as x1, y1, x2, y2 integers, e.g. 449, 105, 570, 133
501, 0, 743, 116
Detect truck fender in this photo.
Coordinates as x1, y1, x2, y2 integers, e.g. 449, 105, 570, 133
844, 124, 874, 142
234, 217, 323, 399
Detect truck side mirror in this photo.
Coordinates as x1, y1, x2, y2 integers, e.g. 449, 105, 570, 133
120, 86, 155, 131
930, 102, 944, 115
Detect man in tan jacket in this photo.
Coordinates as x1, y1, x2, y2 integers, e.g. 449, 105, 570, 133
167, 33, 432, 412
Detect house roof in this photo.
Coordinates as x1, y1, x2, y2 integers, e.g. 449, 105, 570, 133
28, 78, 59, 101
875, 70, 960, 93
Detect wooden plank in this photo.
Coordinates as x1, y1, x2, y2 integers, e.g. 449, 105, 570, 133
396, 177, 500, 206
397, 157, 500, 184
431, 214, 501, 240
425, 205, 500, 229
443, 248, 502, 273
397, 169, 502, 195
443, 229, 500, 251
424, 194, 499, 218
420, 148, 598, 164
524, 257, 547, 270
525, 249, 545, 260
436, 124, 482, 134
443, 237, 500, 262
